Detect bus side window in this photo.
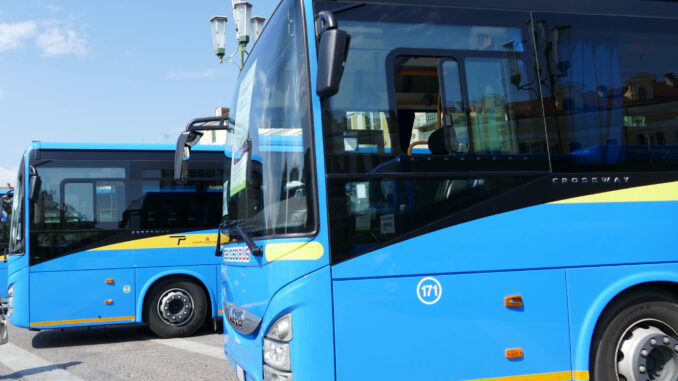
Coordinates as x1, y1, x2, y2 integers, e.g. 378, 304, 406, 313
63, 182, 94, 223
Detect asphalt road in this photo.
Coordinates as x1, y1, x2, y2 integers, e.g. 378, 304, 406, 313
0, 321, 239, 380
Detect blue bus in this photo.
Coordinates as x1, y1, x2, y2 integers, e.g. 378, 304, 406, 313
0, 187, 11, 306
7, 142, 226, 337
212, 0, 678, 380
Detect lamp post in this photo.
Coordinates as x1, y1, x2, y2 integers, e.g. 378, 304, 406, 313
250, 16, 266, 44
210, 1, 263, 71
209, 16, 228, 63
233, 1, 253, 68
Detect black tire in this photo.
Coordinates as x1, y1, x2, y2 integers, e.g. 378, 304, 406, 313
591, 290, 678, 381
144, 277, 208, 338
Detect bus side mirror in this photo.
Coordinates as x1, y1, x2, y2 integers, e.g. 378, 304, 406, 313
28, 166, 41, 203
174, 130, 203, 183
315, 11, 350, 98
503, 41, 522, 89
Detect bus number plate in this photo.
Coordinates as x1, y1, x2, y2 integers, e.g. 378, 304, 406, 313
236, 364, 245, 381
224, 246, 250, 263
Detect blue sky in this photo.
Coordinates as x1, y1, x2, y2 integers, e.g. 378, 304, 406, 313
0, 0, 279, 186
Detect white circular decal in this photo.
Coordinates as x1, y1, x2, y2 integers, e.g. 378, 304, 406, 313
417, 277, 442, 305
122, 285, 132, 294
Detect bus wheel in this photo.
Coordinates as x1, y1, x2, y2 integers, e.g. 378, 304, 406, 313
145, 278, 207, 338
592, 296, 678, 381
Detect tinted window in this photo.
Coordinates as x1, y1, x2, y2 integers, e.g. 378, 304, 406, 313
318, 2, 548, 263
534, 13, 678, 171
29, 151, 224, 265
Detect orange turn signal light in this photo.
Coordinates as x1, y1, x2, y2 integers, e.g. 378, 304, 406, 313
504, 295, 523, 308
105, 299, 114, 305
505, 348, 524, 359
105, 279, 114, 285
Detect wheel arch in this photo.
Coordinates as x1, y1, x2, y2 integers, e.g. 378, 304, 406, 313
136, 270, 216, 323
573, 270, 678, 377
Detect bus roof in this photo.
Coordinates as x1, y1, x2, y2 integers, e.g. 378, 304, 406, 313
316, 0, 678, 19
27, 142, 224, 153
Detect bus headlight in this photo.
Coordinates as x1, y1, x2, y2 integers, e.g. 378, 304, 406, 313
266, 314, 292, 342
263, 338, 290, 371
263, 313, 292, 379
263, 364, 293, 381
7, 285, 13, 318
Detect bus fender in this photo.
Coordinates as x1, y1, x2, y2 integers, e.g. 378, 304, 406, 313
135, 269, 217, 322
570, 268, 678, 373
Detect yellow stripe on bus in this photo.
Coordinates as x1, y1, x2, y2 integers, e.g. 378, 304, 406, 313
551, 181, 678, 204
572, 371, 589, 380
29, 316, 136, 327
90, 233, 226, 251
265, 241, 324, 262
469, 371, 575, 381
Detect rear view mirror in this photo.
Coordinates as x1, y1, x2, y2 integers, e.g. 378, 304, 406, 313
28, 166, 41, 203
315, 11, 351, 98
503, 41, 522, 89
551, 25, 571, 76
174, 130, 203, 183
173, 115, 231, 183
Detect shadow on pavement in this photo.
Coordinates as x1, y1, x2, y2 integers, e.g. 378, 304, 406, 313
31, 324, 218, 348
0, 361, 81, 379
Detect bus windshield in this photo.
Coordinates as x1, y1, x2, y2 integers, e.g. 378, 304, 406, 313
225, 0, 315, 238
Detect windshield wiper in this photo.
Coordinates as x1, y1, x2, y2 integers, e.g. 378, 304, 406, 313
215, 220, 263, 257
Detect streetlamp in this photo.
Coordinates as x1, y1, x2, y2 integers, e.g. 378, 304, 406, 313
210, 1, 258, 71
233, 1, 253, 68
209, 16, 228, 63
250, 16, 266, 44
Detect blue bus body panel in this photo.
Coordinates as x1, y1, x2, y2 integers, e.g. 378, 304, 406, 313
333, 269, 571, 380
7, 265, 28, 328
223, 263, 334, 381
332, 201, 678, 280
30, 268, 136, 327
0, 261, 6, 303
27, 230, 222, 327
332, 200, 678, 378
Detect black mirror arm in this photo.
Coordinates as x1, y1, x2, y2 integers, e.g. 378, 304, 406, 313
230, 225, 263, 257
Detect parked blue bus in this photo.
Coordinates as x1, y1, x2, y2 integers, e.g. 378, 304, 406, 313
211, 0, 678, 380
7, 142, 226, 337
0, 187, 11, 306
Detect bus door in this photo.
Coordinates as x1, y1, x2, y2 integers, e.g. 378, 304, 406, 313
326, 18, 571, 378
29, 178, 135, 327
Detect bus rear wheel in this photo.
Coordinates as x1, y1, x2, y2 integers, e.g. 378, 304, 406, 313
145, 278, 207, 338
592, 295, 678, 381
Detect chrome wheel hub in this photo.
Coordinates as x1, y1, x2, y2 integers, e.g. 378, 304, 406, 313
618, 321, 678, 381
157, 288, 194, 326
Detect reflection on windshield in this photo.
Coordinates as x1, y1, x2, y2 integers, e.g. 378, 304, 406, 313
225, 0, 315, 238
9, 161, 24, 254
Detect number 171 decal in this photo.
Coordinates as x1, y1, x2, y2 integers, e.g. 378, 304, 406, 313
417, 277, 442, 305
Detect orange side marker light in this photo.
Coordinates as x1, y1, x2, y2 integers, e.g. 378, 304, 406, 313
105, 299, 114, 305
504, 295, 523, 308
505, 348, 524, 359
105, 279, 114, 285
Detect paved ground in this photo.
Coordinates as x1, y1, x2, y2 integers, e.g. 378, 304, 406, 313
0, 321, 239, 380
